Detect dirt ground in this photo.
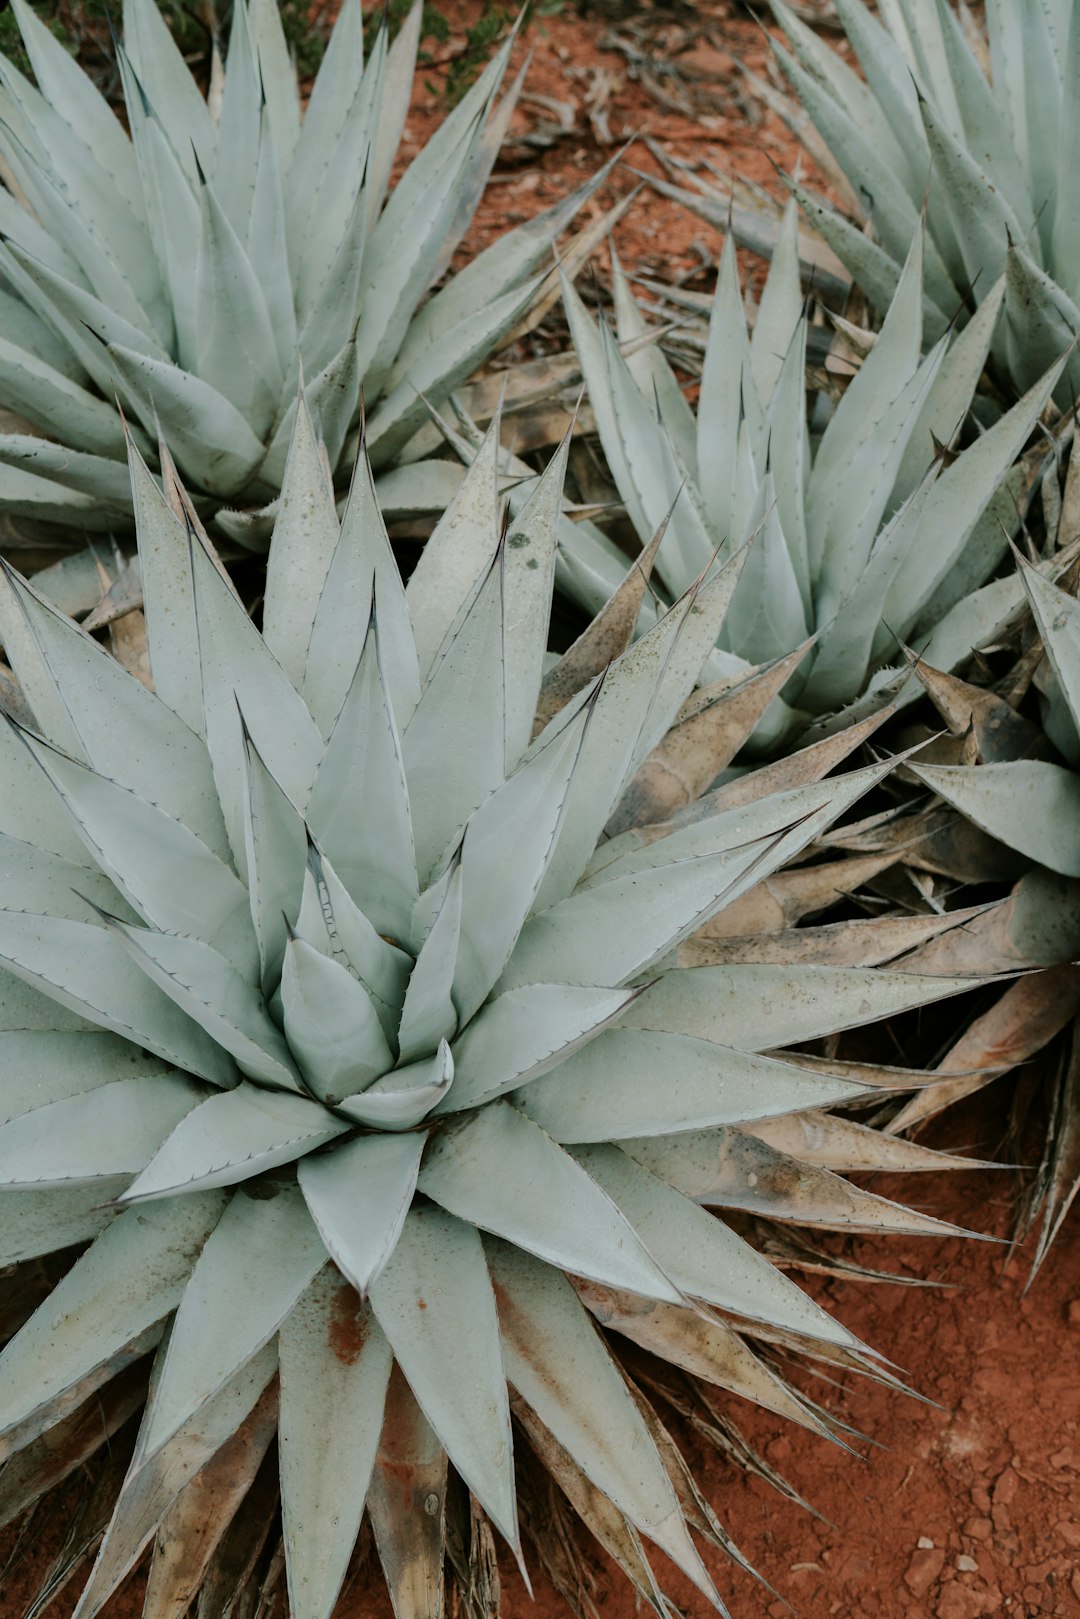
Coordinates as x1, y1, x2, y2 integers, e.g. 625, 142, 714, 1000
5, 4, 1080, 1618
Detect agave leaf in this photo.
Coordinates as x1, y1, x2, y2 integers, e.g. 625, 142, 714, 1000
306, 612, 417, 944
280, 934, 393, 1104
302, 430, 420, 735
512, 1394, 668, 1617
417, 1102, 682, 1304
212, 0, 261, 237
402, 412, 501, 679
20, 731, 258, 979
1, 234, 166, 373
190, 534, 322, 870
535, 521, 666, 735
625, 1128, 968, 1236
261, 391, 340, 689
279, 1271, 393, 1619
389, 150, 620, 385
366, 1365, 448, 1619
0, 964, 96, 1033
192, 175, 281, 436
0, 1073, 202, 1188
887, 964, 1080, 1134
884, 354, 1067, 639
121, 1084, 348, 1203
141, 1371, 278, 1619
612, 642, 812, 832
298, 1132, 424, 1299
0, 1192, 224, 1444
0, 1182, 121, 1270
441, 983, 635, 1112
125, 97, 201, 372
0, 913, 237, 1086
9, 0, 138, 208
694, 231, 753, 541
0, 338, 135, 460
357, 37, 513, 394
247, 0, 300, 161
0, 563, 229, 858
0, 686, 128, 874
368, 1205, 518, 1548
283, 0, 362, 240
247, 105, 297, 373
611, 243, 697, 479
240, 724, 308, 994
396, 855, 462, 1061
0, 832, 120, 922
520, 1031, 862, 1143
485, 1238, 718, 1604
504, 827, 802, 994
106, 342, 268, 498
624, 963, 981, 1052
308, 845, 411, 1024
121, 0, 215, 179
126, 433, 202, 732
402, 552, 505, 881
0, 1029, 169, 1122
502, 431, 568, 763
292, 26, 381, 317
577, 1281, 825, 1436
911, 759, 1080, 875
574, 1143, 855, 1346
453, 699, 591, 1024
71, 1342, 278, 1619
138, 1185, 324, 1462
746, 1110, 989, 1173
337, 1041, 453, 1129
0, 1361, 145, 1535
105, 915, 302, 1092
774, 42, 958, 312
1021, 560, 1080, 731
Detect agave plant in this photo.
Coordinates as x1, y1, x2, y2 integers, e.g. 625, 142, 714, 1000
0, 392, 981, 1618
767, 0, 1080, 402
561, 209, 1062, 741
0, 0, 596, 542
900, 555, 1080, 1268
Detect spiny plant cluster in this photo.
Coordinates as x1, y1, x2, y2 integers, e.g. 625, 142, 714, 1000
0, 1, 1077, 1617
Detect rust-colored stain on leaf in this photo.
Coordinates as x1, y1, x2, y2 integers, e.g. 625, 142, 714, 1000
328, 1282, 367, 1365
417, 1297, 428, 1310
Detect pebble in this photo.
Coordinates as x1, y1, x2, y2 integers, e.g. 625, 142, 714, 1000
918, 1537, 936, 1550
956, 1556, 979, 1573
905, 1547, 946, 1598
1065, 1298, 1080, 1328
1056, 1521, 1080, 1548
936, 1585, 995, 1619
963, 1517, 992, 1542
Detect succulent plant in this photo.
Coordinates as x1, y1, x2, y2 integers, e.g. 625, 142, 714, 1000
767, 0, 1080, 402
0, 0, 595, 542
900, 554, 1080, 1269
561, 209, 1062, 742
0, 395, 979, 1618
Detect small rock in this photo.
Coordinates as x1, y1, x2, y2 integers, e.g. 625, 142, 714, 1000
936, 1585, 993, 1619
1066, 1298, 1080, 1327
1049, 1446, 1079, 1471
963, 1517, 992, 1542
956, 1555, 978, 1573
1056, 1521, 1080, 1548
905, 1547, 947, 1598
971, 1486, 991, 1514
918, 1537, 936, 1550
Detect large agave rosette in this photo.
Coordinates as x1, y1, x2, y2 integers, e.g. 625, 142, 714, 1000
0, 0, 601, 541
0, 403, 976, 1618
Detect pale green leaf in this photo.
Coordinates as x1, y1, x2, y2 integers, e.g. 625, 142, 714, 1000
138, 1183, 326, 1460
0, 1073, 202, 1187
298, 1132, 425, 1296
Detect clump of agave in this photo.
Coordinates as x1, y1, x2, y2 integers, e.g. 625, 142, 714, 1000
901, 555, 1080, 1268
768, 0, 1080, 401
0, 0, 595, 540
0, 397, 978, 1618
562, 208, 1061, 740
